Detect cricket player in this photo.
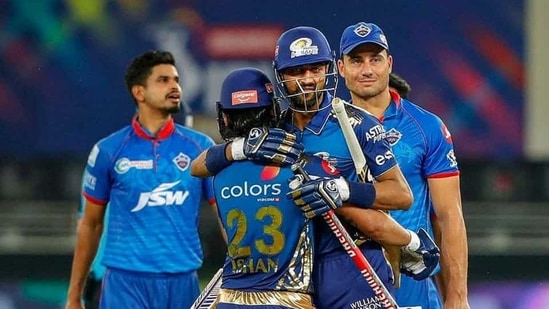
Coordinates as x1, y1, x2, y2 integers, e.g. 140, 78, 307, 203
65, 50, 216, 309
205, 67, 323, 308
337, 22, 470, 308
192, 26, 441, 309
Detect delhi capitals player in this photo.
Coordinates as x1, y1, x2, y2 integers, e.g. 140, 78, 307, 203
209, 67, 319, 308
337, 22, 470, 308
65, 50, 216, 309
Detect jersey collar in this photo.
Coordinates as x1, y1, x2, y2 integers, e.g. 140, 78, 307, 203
132, 116, 175, 140
381, 89, 403, 121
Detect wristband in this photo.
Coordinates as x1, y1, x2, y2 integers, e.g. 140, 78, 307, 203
205, 143, 231, 175
230, 138, 246, 160
347, 181, 376, 208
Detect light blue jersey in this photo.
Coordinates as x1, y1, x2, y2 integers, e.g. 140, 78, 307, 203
83, 117, 215, 274
382, 90, 459, 308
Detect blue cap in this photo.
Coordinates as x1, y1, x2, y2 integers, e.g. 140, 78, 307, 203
339, 22, 389, 56
274, 26, 334, 71
219, 68, 274, 110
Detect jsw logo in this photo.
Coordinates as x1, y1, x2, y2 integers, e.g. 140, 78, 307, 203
131, 181, 189, 212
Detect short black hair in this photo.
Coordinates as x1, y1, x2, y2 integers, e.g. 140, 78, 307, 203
124, 50, 176, 102
389, 72, 411, 99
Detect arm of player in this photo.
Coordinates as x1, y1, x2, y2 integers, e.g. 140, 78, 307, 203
429, 175, 469, 307
190, 127, 304, 178
66, 199, 106, 308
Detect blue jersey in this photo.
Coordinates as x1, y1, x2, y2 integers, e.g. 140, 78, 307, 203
77, 172, 107, 280
83, 117, 215, 273
283, 95, 398, 308
284, 95, 398, 256
382, 90, 458, 308
214, 159, 314, 294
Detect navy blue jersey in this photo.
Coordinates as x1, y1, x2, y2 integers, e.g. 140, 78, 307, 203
83, 117, 215, 273
214, 160, 314, 294
284, 94, 398, 256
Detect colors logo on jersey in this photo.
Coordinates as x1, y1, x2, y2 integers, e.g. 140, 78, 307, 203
260, 165, 280, 181
131, 181, 189, 212
173, 152, 191, 171
289, 37, 319, 58
385, 128, 402, 146
115, 158, 153, 174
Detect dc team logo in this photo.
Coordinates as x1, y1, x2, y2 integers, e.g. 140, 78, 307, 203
385, 128, 402, 146
354, 24, 371, 37
173, 153, 191, 171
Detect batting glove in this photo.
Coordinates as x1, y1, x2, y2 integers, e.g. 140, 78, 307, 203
401, 228, 440, 281
287, 175, 344, 219
231, 127, 304, 165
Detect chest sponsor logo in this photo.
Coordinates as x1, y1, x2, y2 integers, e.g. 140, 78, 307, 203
173, 152, 191, 172
385, 128, 402, 146
365, 124, 386, 142
115, 158, 153, 174
131, 181, 189, 212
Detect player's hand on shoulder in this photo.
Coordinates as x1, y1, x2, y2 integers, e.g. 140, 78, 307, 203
287, 174, 344, 219
401, 228, 440, 281
232, 127, 304, 165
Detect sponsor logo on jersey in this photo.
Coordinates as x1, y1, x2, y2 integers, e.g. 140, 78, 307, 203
365, 124, 386, 142
131, 181, 189, 212
83, 171, 97, 190
312, 152, 340, 176
221, 165, 282, 201
375, 150, 395, 166
441, 123, 453, 143
87, 144, 100, 167
114, 158, 153, 174
385, 128, 402, 146
289, 37, 319, 58
446, 149, 458, 167
173, 152, 191, 171
260, 166, 280, 181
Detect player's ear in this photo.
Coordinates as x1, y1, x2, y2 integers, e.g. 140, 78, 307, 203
337, 59, 345, 78
131, 85, 145, 102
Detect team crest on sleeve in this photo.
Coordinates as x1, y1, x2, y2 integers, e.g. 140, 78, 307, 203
173, 153, 191, 171
385, 128, 402, 146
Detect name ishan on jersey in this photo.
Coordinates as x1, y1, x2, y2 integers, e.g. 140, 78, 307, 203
131, 181, 190, 212
230, 257, 278, 274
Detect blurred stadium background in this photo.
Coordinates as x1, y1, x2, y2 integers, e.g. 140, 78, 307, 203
1, 0, 548, 308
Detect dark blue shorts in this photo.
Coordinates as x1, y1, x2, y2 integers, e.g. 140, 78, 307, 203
312, 242, 395, 309
100, 267, 200, 309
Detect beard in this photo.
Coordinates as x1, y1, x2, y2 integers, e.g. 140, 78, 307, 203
161, 101, 181, 114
